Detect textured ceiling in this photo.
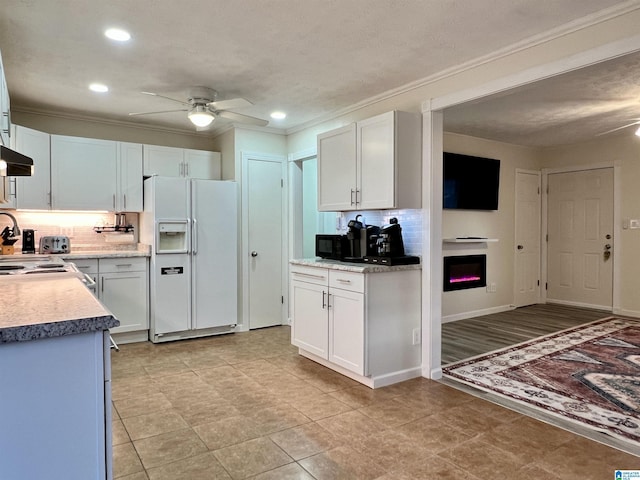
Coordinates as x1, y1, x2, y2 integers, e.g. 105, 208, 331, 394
0, 0, 637, 141
444, 50, 640, 147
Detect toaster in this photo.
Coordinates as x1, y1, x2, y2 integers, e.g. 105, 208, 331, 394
39, 235, 70, 254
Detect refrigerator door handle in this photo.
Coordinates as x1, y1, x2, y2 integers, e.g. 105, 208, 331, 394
192, 218, 198, 255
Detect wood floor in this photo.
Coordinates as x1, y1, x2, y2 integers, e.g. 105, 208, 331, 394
441, 303, 611, 364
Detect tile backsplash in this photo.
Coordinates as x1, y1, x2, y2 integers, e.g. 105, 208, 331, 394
5, 211, 139, 251
337, 209, 423, 255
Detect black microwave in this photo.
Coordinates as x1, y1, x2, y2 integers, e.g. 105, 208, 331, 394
315, 234, 349, 260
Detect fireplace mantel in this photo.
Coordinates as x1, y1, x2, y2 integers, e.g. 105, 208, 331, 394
443, 238, 498, 244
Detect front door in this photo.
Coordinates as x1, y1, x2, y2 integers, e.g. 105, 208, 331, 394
547, 168, 613, 310
247, 156, 284, 329
514, 170, 541, 307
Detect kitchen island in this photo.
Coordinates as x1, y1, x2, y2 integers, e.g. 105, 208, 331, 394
290, 258, 422, 388
0, 274, 119, 480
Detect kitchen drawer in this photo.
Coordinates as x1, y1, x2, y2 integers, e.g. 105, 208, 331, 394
329, 270, 364, 293
290, 265, 328, 286
70, 258, 98, 274
98, 257, 146, 273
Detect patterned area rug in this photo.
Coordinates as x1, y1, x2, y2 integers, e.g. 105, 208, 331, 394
442, 316, 640, 448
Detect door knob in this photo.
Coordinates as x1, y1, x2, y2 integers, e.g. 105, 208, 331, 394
251, 251, 258, 257
605, 244, 611, 250
517, 245, 524, 250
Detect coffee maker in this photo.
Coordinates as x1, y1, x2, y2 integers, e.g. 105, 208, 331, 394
376, 217, 405, 257
364, 218, 420, 266
344, 215, 382, 262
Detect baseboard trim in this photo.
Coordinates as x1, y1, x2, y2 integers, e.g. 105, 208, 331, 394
442, 304, 515, 324
613, 308, 640, 319
298, 349, 421, 389
110, 330, 148, 345
546, 299, 613, 312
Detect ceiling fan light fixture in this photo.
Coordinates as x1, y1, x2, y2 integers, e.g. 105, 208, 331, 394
635, 126, 640, 137
188, 106, 214, 127
270, 111, 286, 120
105, 28, 131, 42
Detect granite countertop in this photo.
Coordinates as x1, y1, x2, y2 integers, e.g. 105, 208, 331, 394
0, 275, 119, 344
290, 258, 422, 273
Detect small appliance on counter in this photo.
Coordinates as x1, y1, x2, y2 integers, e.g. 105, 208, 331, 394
21, 229, 36, 254
315, 233, 350, 260
343, 215, 381, 262
39, 235, 70, 254
364, 217, 420, 266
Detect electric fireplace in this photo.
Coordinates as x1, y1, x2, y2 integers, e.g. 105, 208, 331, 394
443, 254, 486, 291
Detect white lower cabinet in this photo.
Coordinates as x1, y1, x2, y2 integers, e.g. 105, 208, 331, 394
291, 263, 421, 387
73, 257, 149, 337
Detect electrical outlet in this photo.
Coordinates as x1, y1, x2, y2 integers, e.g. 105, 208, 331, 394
60, 227, 74, 237
412, 328, 421, 345
487, 282, 497, 293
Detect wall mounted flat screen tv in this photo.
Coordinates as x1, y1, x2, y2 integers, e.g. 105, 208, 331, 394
443, 152, 500, 210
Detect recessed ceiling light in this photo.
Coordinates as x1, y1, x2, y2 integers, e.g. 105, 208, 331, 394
270, 111, 286, 120
105, 28, 131, 42
89, 83, 109, 93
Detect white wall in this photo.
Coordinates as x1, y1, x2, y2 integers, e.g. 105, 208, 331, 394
540, 131, 640, 317
12, 111, 217, 150
441, 133, 540, 319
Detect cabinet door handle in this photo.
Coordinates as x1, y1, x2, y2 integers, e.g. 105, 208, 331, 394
336, 278, 351, 284
9, 178, 16, 198
327, 293, 332, 309
115, 264, 133, 268
350, 189, 356, 206
48, 191, 52, 207
322, 291, 326, 309
294, 272, 325, 280
355, 189, 360, 206
179, 163, 184, 176
101, 277, 104, 293
123, 194, 127, 210
113, 194, 116, 210
186, 163, 190, 176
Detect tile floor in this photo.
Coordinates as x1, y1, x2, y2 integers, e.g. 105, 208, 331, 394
111, 326, 638, 479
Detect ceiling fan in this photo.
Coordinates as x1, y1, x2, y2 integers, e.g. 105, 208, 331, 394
128, 86, 269, 130
596, 118, 640, 137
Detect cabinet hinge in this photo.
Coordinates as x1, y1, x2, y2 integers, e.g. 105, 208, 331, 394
281, 296, 284, 304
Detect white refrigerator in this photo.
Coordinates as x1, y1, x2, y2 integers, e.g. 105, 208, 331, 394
141, 176, 238, 343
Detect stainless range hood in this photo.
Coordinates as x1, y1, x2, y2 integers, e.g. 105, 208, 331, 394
0, 145, 34, 176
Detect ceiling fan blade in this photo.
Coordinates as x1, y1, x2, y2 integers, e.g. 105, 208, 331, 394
208, 98, 253, 110
128, 109, 188, 117
141, 91, 190, 106
595, 121, 640, 136
217, 110, 268, 126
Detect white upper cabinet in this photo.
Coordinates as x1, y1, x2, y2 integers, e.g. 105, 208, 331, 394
143, 144, 183, 177
117, 142, 143, 212
317, 111, 421, 212
51, 135, 118, 211
183, 149, 221, 179
13, 125, 50, 210
143, 144, 221, 179
0, 51, 10, 147
317, 124, 357, 211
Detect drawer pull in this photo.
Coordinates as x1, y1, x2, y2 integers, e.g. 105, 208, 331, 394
116, 263, 133, 268
294, 272, 326, 280
336, 278, 351, 284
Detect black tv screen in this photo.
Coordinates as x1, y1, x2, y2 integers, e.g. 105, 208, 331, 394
443, 152, 500, 210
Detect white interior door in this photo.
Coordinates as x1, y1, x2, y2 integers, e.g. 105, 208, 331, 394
514, 170, 541, 307
547, 168, 613, 309
247, 156, 284, 329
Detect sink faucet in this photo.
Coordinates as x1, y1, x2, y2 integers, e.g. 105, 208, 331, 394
0, 212, 21, 236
